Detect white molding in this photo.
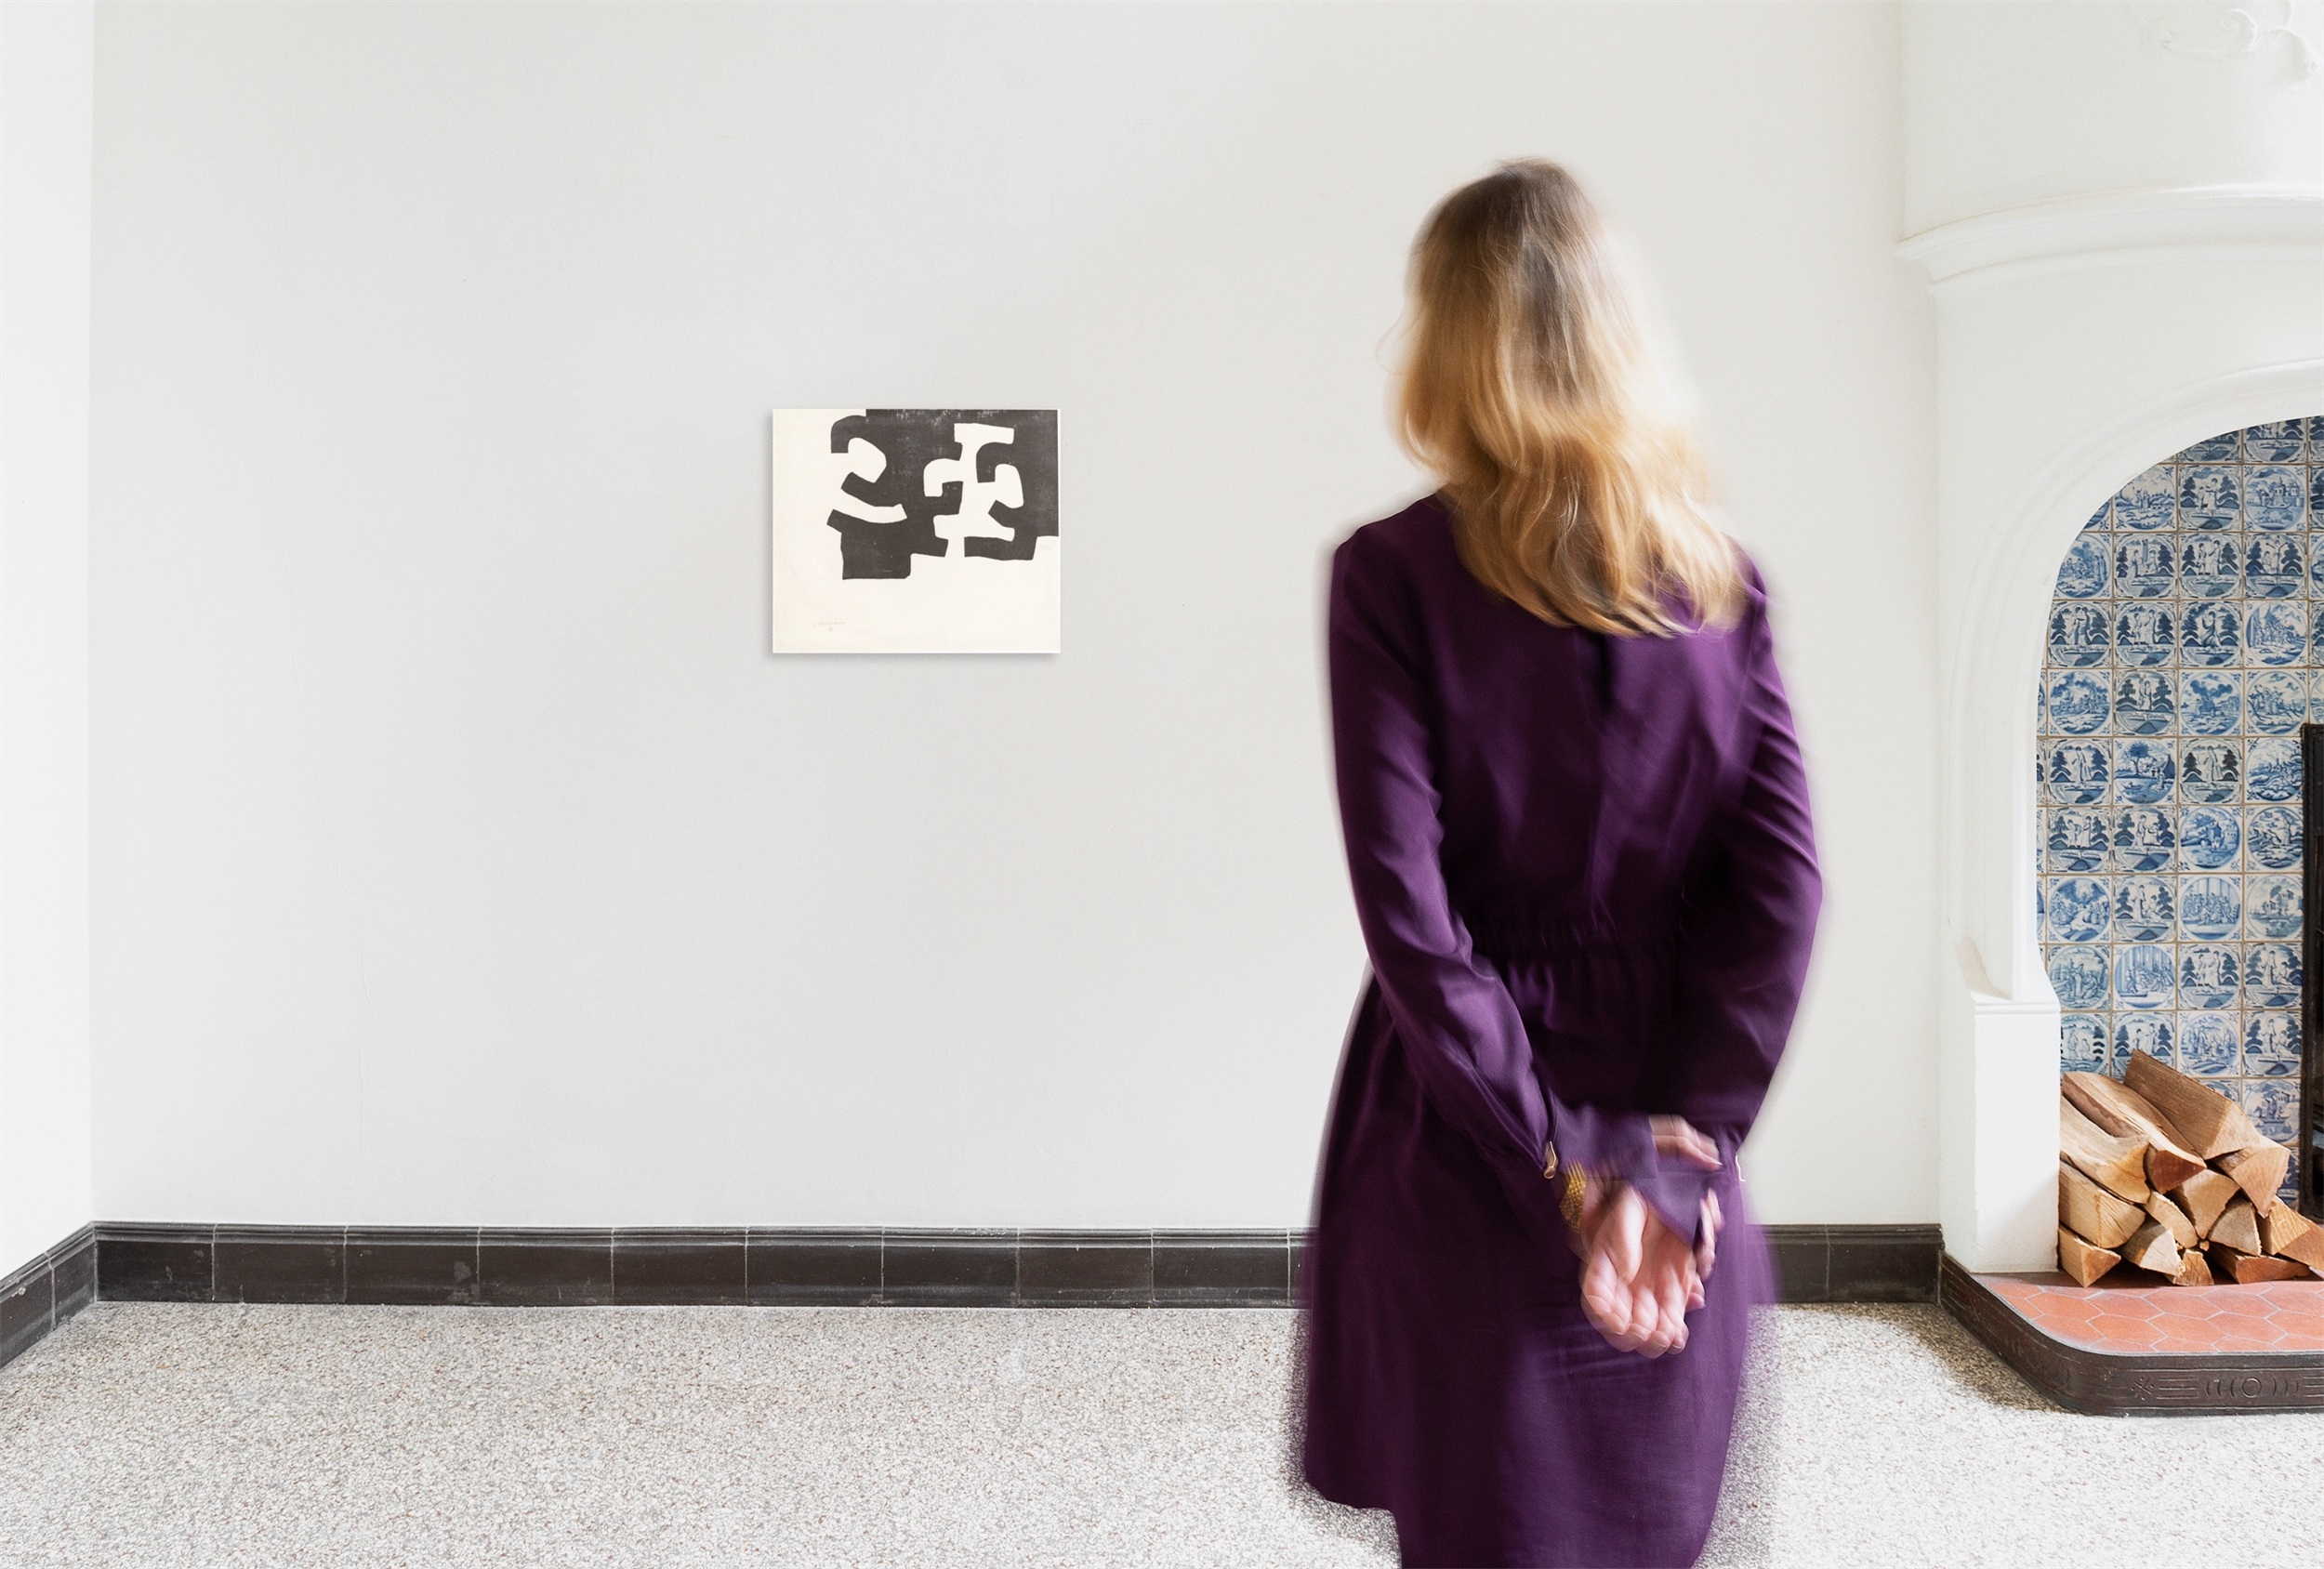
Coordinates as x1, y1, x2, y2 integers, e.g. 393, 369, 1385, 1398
2128, 0, 2321, 78
1898, 185, 2324, 290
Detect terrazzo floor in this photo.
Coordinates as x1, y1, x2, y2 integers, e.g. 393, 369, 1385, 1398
1, 1301, 2320, 1567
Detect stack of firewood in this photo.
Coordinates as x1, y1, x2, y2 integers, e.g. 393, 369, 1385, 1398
2058, 1052, 2322, 1286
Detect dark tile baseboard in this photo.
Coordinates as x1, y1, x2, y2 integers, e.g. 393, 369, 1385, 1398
1763, 1223, 1942, 1304
1, 1225, 96, 1370
76, 1226, 1305, 1315
0, 1220, 1943, 1372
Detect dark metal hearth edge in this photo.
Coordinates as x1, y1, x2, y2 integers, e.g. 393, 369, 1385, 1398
1, 1221, 1939, 1374
1938, 1252, 2324, 1417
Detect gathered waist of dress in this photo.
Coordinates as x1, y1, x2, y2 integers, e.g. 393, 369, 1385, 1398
1459, 905, 1685, 961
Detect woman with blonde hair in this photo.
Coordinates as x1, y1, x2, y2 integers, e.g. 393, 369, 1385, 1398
1300, 161, 1821, 1566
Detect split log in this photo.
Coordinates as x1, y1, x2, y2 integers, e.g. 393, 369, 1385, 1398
2172, 1247, 2216, 1287
2257, 1203, 2324, 1270
2144, 1190, 2199, 1250
2205, 1244, 2313, 1284
2172, 1168, 2240, 1237
2123, 1051, 2262, 1158
2217, 1141, 2291, 1217
2060, 1162, 2146, 1249
2060, 1097, 2149, 1203
2057, 1227, 2119, 1286
2119, 1220, 2183, 1276
2061, 1073, 2206, 1192
2211, 1195, 2264, 1256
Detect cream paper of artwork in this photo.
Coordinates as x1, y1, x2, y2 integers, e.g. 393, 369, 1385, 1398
770, 408, 1061, 653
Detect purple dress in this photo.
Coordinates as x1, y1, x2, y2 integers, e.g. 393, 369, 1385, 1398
1300, 494, 1821, 1568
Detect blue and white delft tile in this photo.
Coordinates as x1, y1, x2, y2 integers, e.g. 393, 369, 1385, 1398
2240, 1079, 2300, 1145
2179, 467, 2240, 527
2110, 874, 2170, 939
2245, 600, 2307, 666
2246, 874, 2303, 939
2114, 1011, 2173, 1067
2246, 466, 2306, 531
2112, 738, 2175, 803
2178, 670, 2238, 734
2054, 534, 2109, 597
2179, 533, 2239, 597
2244, 531, 2304, 596
2049, 602, 2112, 666
2177, 876, 2241, 943
2112, 805, 2175, 871
2245, 736, 2301, 801
2176, 1011, 2238, 1075
2044, 670, 2109, 734
2175, 804, 2237, 870
2047, 806, 2111, 872
2060, 1014, 2109, 1075
2245, 941, 2301, 1008
2111, 668, 2172, 734
2243, 670, 2304, 732
2245, 804, 2302, 870
2115, 534, 2174, 597
2112, 601, 2173, 666
2040, 421, 2317, 1101
2046, 740, 2111, 803
2244, 421, 2305, 464
2048, 877, 2110, 942
2243, 1011, 2302, 1076
2181, 600, 2241, 665
2112, 943, 2177, 1008
2116, 465, 2178, 529
2177, 943, 2239, 1009
2178, 737, 2240, 801
2049, 944, 2111, 1011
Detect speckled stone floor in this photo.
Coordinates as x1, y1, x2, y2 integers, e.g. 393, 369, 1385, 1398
1, 1301, 2319, 1567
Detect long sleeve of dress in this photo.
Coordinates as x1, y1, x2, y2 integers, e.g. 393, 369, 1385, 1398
1327, 530, 1664, 1233
1675, 599, 1823, 1089
1628, 585, 1823, 1237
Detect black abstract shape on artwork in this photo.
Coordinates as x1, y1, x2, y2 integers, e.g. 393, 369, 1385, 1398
825, 409, 1060, 579
825, 411, 957, 580
962, 408, 1060, 562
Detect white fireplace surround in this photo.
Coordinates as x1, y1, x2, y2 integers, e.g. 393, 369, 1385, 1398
1908, 8, 2324, 1269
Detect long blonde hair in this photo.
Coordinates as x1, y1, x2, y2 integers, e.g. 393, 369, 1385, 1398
1397, 160, 1743, 635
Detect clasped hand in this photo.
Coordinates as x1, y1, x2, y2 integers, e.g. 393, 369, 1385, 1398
1570, 1116, 1724, 1359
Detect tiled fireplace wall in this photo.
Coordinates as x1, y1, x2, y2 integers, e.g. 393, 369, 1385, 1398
2039, 417, 2323, 1209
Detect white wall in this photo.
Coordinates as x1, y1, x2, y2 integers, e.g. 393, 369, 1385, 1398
87, 2, 1935, 1229
1, 0, 96, 1278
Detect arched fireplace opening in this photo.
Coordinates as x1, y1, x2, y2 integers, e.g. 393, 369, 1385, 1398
2039, 418, 2324, 1218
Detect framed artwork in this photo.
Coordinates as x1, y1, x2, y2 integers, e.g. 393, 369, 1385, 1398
770, 408, 1060, 653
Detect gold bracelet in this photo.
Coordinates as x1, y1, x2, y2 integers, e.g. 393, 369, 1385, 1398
1558, 1166, 1589, 1233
